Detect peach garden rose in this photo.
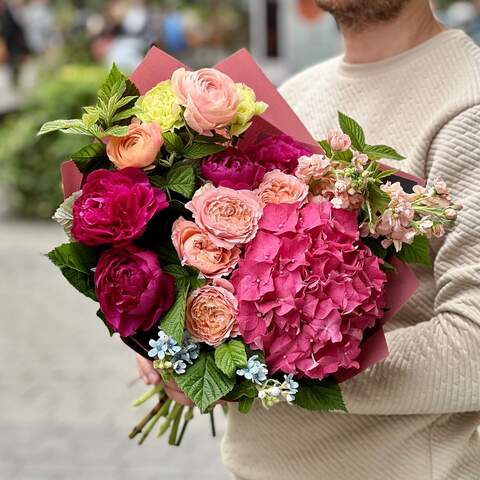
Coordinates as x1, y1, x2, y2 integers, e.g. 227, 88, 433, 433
106, 121, 163, 169
186, 184, 263, 249
256, 169, 309, 206
171, 67, 240, 136
185, 280, 239, 346
172, 217, 240, 278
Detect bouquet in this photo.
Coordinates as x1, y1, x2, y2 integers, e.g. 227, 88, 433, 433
41, 48, 460, 446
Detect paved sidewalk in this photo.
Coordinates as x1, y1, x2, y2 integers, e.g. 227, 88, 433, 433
0, 217, 230, 480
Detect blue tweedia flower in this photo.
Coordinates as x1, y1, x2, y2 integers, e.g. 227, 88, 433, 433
147, 330, 181, 359
284, 374, 299, 394
173, 359, 187, 374
172, 335, 201, 366
236, 355, 268, 385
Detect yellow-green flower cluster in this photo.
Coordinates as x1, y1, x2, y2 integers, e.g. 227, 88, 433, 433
230, 83, 268, 137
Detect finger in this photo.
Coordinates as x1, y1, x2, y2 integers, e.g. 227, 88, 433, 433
135, 354, 161, 385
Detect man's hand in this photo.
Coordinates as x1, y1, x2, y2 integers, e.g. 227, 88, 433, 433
135, 354, 193, 406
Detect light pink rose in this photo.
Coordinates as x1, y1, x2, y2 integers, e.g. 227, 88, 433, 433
106, 122, 163, 169
171, 68, 240, 135
295, 154, 331, 183
257, 169, 309, 206
172, 217, 240, 278
186, 184, 263, 249
327, 129, 351, 152
185, 281, 239, 346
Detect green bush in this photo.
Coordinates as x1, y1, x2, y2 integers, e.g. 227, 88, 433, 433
0, 64, 106, 218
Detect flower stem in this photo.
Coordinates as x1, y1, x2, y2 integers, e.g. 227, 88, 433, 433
131, 384, 164, 407
210, 409, 216, 438
129, 395, 166, 440
176, 407, 194, 446
138, 400, 171, 445
168, 405, 185, 446
157, 401, 181, 438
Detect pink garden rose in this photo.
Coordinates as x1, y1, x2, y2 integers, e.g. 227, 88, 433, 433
171, 67, 240, 135
94, 244, 175, 337
186, 184, 263, 249
247, 135, 312, 179
185, 280, 239, 346
71, 168, 168, 246
201, 148, 260, 190
172, 217, 240, 278
106, 121, 163, 169
231, 200, 387, 380
257, 170, 309, 206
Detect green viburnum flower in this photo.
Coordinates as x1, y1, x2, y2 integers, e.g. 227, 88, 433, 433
230, 83, 268, 137
135, 80, 183, 132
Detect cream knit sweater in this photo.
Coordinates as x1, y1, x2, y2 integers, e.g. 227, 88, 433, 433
222, 30, 480, 480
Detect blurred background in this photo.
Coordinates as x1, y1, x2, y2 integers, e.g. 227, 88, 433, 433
0, 1, 478, 479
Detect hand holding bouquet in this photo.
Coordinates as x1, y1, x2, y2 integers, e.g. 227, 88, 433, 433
41, 48, 460, 446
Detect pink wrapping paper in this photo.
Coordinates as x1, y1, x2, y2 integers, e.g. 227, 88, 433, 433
60, 47, 421, 381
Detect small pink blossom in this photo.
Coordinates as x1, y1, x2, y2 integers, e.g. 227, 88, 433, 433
295, 154, 331, 183
186, 184, 263, 249
327, 129, 351, 152
352, 151, 369, 171
256, 170, 309, 206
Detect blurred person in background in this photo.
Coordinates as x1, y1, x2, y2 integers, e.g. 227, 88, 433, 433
21, 0, 57, 54
0, 0, 29, 85
137, 1, 480, 479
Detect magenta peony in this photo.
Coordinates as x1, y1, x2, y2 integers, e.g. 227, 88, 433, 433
247, 135, 312, 179
201, 148, 260, 190
231, 200, 387, 380
94, 244, 175, 337
71, 168, 168, 246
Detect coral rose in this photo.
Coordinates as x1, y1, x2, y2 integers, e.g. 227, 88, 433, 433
71, 168, 168, 246
257, 170, 309, 206
94, 244, 175, 337
171, 67, 240, 135
186, 184, 263, 249
185, 280, 239, 346
172, 217, 240, 278
106, 121, 163, 169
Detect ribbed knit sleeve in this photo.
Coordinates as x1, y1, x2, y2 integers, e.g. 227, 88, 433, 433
342, 105, 480, 415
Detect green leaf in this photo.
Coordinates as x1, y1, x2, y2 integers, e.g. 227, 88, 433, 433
224, 380, 258, 401
164, 264, 204, 289
183, 142, 226, 160
98, 63, 139, 102
47, 243, 98, 301
318, 139, 332, 158
163, 131, 185, 154
112, 107, 137, 123
364, 144, 405, 161
338, 112, 365, 151
214, 340, 248, 377
238, 397, 255, 414
103, 125, 129, 137
71, 143, 108, 174
165, 165, 196, 199
174, 352, 235, 412
38, 119, 84, 136
367, 181, 390, 215
334, 149, 353, 163
294, 380, 347, 412
395, 235, 431, 266
161, 280, 188, 344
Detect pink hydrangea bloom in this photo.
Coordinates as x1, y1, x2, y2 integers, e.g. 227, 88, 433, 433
231, 200, 387, 380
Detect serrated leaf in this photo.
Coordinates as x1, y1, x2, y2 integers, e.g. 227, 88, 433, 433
163, 131, 185, 154
338, 112, 365, 151
47, 243, 98, 301
160, 280, 188, 343
71, 143, 108, 174
174, 353, 235, 412
334, 149, 353, 163
97, 63, 139, 102
364, 144, 405, 161
183, 142, 226, 160
224, 380, 258, 401
103, 125, 129, 137
238, 397, 255, 414
294, 380, 347, 412
395, 235, 431, 266
214, 340, 248, 377
38, 119, 84, 135
318, 139, 332, 158
367, 182, 390, 215
165, 165, 196, 198
112, 108, 137, 122
164, 264, 204, 289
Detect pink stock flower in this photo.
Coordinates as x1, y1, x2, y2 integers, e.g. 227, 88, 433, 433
186, 184, 263, 249
231, 200, 386, 380
106, 121, 163, 170
185, 280, 239, 346
94, 244, 175, 337
171, 67, 240, 135
172, 217, 240, 278
295, 154, 331, 183
327, 129, 351, 152
256, 170, 309, 206
71, 168, 168, 246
